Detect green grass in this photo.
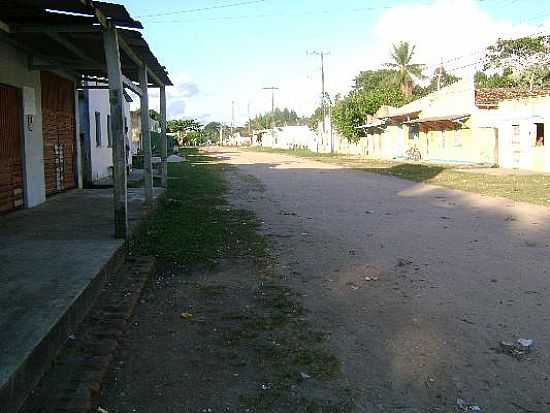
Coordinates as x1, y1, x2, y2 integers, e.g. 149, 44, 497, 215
245, 146, 550, 206
129, 147, 350, 411
129, 148, 266, 266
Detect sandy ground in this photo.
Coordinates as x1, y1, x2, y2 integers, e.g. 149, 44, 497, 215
211, 147, 550, 413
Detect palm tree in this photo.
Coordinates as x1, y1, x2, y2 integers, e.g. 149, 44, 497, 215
385, 41, 425, 97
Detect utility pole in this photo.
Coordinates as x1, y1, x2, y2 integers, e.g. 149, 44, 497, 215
437, 58, 444, 90
247, 101, 251, 135
262, 86, 279, 127
230, 100, 235, 143
308, 50, 330, 133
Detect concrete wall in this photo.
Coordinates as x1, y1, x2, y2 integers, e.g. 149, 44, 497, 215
476, 96, 550, 172
87, 88, 131, 182
0, 41, 45, 208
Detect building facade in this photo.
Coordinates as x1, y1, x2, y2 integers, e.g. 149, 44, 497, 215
0, 41, 81, 213
78, 87, 132, 185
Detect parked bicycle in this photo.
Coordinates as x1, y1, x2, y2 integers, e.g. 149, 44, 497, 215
405, 145, 422, 161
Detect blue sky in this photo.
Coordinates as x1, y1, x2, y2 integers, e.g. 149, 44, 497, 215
124, 0, 550, 123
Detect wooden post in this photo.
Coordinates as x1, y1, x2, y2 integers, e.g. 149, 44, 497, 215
139, 67, 153, 206
160, 85, 168, 188
103, 27, 128, 239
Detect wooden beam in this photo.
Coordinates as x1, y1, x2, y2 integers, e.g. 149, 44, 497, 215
0, 19, 11, 33
12, 24, 101, 33
118, 34, 164, 87
160, 85, 168, 188
103, 27, 128, 239
139, 66, 154, 207
77, 85, 109, 89
122, 74, 142, 96
46, 32, 96, 64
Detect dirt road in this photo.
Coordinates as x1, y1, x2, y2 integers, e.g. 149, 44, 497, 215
213, 147, 550, 412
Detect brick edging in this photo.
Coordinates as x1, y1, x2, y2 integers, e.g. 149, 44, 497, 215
19, 256, 156, 413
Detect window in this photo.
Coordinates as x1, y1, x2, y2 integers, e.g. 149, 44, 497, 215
535, 123, 544, 146
453, 130, 462, 147
107, 115, 112, 147
95, 111, 102, 147
408, 125, 419, 140
512, 125, 520, 145
441, 130, 447, 149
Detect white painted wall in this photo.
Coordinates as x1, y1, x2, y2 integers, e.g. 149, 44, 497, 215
0, 41, 45, 208
87, 88, 132, 182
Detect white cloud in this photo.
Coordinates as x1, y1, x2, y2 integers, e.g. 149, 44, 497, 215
155, 0, 550, 123
325, 0, 550, 101
132, 72, 202, 120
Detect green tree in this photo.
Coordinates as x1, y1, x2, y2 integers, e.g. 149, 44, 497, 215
413, 66, 461, 97
332, 87, 406, 143
203, 121, 222, 143
149, 109, 161, 123
385, 41, 425, 97
247, 107, 302, 130
167, 119, 202, 134
476, 35, 550, 89
353, 69, 400, 91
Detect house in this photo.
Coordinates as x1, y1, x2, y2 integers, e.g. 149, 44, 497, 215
361, 79, 499, 165
475, 88, 550, 172
0, 0, 171, 219
78, 86, 133, 185
0, 2, 172, 411
226, 131, 253, 146
130, 108, 160, 154
251, 126, 319, 151
351, 80, 550, 172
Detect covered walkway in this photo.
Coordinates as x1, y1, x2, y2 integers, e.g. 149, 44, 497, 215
0, 186, 162, 411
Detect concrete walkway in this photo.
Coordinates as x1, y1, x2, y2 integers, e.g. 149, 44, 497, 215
0, 187, 161, 412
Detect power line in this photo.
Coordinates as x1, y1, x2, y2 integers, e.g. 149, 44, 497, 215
143, 0, 513, 24
137, 0, 268, 19
144, 1, 436, 24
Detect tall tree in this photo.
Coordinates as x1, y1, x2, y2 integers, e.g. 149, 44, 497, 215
477, 35, 550, 89
413, 66, 460, 97
385, 41, 425, 97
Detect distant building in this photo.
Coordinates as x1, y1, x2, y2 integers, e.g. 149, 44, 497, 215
130, 109, 160, 154
78, 86, 133, 185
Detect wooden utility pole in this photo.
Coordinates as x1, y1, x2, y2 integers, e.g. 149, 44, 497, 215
103, 27, 128, 239
308, 50, 330, 133
437, 58, 444, 90
262, 86, 279, 127
231, 100, 235, 141
139, 67, 153, 207
160, 85, 168, 188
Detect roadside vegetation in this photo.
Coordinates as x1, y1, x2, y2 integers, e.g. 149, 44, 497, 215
245, 146, 550, 206
122, 148, 351, 412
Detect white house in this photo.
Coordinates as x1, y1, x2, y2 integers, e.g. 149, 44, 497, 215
78, 86, 133, 185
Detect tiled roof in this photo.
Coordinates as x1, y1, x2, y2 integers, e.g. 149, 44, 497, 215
475, 88, 550, 109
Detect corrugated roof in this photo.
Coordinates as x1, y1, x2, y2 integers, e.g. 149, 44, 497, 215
0, 1, 172, 86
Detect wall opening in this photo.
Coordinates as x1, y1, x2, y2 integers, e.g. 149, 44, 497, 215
535, 123, 544, 146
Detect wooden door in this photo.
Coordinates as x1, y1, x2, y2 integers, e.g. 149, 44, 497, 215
41, 71, 76, 195
0, 84, 24, 213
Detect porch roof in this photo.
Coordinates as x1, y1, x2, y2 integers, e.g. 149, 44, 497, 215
358, 119, 387, 129
0, 0, 172, 87
404, 114, 470, 130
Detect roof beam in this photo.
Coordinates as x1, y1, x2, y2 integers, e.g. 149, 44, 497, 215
117, 35, 163, 87
0, 19, 11, 33
122, 74, 143, 96
12, 24, 101, 33
46, 32, 96, 63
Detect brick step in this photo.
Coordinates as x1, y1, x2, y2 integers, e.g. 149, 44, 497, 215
19, 256, 156, 413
